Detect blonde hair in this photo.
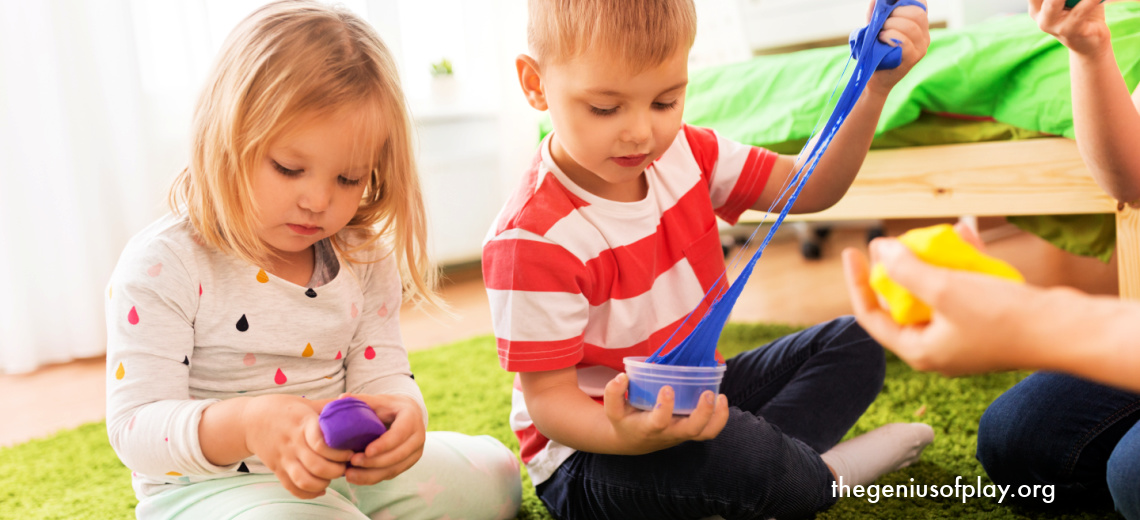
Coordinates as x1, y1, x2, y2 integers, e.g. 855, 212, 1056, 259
527, 0, 697, 68
169, 0, 439, 306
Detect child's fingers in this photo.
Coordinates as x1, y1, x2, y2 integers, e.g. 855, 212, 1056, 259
303, 416, 353, 463
281, 461, 330, 498
352, 425, 424, 470
647, 386, 675, 432
694, 394, 730, 441
681, 391, 717, 437
297, 445, 347, 481
603, 373, 631, 423
1028, 0, 1046, 18
1037, 0, 1068, 26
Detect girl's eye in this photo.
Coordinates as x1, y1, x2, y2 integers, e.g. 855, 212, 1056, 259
653, 100, 679, 111
590, 105, 618, 117
338, 176, 363, 187
272, 161, 301, 176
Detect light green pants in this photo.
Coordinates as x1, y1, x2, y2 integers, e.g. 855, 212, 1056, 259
136, 432, 522, 520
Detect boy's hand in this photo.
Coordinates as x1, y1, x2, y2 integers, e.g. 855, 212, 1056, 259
242, 395, 353, 499
1030, 0, 1111, 57
601, 373, 729, 455
341, 393, 426, 486
866, 0, 930, 96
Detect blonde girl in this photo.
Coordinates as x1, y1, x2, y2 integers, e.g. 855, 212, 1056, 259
104, 2, 521, 518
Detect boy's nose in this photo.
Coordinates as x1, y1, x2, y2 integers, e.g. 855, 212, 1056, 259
623, 111, 653, 144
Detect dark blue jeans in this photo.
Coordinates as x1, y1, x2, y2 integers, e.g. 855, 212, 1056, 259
536, 316, 886, 520
977, 372, 1140, 519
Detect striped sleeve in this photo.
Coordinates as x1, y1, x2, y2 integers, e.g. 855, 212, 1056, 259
483, 228, 591, 373
683, 124, 778, 225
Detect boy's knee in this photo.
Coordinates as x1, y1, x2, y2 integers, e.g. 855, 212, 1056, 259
829, 316, 886, 386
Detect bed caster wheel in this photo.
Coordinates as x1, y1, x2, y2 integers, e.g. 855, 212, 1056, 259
720, 234, 735, 259
801, 241, 822, 260
866, 227, 886, 243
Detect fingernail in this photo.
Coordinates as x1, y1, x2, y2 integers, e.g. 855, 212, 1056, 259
703, 392, 713, 404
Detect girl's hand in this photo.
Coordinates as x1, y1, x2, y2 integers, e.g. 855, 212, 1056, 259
867, 0, 930, 96
601, 373, 729, 455
841, 229, 1041, 377
1030, 0, 1111, 57
242, 395, 353, 499
340, 392, 426, 485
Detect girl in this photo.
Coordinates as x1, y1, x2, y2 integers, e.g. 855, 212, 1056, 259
104, 2, 521, 518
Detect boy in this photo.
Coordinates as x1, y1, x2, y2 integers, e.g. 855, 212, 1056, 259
484, 1, 933, 517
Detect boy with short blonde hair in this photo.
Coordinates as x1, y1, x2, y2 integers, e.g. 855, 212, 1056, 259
485, 0, 934, 517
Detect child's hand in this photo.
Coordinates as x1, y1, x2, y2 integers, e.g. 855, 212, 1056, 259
601, 373, 729, 455
866, 0, 930, 96
242, 395, 353, 499
1030, 0, 1111, 57
340, 392, 426, 486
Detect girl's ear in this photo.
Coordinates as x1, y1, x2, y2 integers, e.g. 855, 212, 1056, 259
516, 54, 548, 111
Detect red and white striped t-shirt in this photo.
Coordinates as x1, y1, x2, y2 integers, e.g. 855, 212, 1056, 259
482, 124, 777, 484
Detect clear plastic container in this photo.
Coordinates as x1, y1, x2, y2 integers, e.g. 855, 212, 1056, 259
623, 356, 727, 415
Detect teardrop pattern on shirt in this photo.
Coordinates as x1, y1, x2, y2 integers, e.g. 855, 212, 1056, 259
108, 286, 112, 299
274, 368, 287, 385
199, 284, 203, 296
166, 471, 181, 476
377, 304, 388, 317
182, 356, 189, 366
128, 306, 139, 325
236, 314, 249, 332
256, 269, 269, 283
364, 346, 376, 360
335, 351, 342, 360
147, 263, 163, 277
350, 303, 358, 318
302, 343, 314, 357
243, 353, 256, 366
237, 462, 249, 473
305, 288, 317, 298
115, 363, 125, 380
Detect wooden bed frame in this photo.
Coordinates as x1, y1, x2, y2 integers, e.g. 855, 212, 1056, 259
740, 138, 1140, 300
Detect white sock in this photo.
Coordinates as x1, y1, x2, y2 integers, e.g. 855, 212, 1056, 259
819, 422, 935, 487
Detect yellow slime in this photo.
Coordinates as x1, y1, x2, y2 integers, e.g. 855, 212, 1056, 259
869, 224, 1024, 325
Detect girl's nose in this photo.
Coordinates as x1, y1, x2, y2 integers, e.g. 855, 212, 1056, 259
298, 179, 332, 213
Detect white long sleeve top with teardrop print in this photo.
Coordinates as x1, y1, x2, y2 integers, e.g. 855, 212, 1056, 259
105, 214, 426, 500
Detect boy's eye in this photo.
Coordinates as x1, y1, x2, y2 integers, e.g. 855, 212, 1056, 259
589, 105, 618, 116
338, 176, 363, 187
272, 161, 302, 176
653, 100, 679, 111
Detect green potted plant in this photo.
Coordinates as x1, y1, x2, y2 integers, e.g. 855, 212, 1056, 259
430, 58, 458, 105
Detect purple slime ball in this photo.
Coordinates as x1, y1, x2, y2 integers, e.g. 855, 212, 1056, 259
319, 397, 387, 452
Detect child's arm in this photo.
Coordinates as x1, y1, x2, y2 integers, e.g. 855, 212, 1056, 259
842, 225, 1140, 392
339, 250, 428, 485
1031, 0, 1140, 202
752, 0, 930, 214
519, 367, 729, 455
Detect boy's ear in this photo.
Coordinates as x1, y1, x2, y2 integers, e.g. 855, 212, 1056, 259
516, 54, 548, 111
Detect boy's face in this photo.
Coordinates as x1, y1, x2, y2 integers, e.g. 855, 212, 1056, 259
535, 47, 688, 201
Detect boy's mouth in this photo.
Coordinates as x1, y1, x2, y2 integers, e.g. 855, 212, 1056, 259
611, 154, 647, 168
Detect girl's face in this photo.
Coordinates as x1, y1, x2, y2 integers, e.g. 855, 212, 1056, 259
251, 108, 381, 261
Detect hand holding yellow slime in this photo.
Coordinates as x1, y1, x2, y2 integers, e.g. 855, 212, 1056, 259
869, 224, 1025, 325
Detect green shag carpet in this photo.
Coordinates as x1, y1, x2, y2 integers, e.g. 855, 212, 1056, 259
0, 324, 1121, 519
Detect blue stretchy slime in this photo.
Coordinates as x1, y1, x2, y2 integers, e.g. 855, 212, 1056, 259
645, 0, 926, 368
